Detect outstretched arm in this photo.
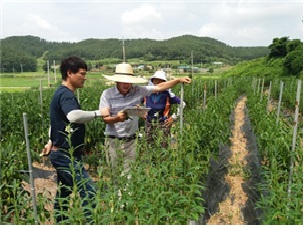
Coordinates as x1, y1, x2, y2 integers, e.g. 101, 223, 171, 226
153, 77, 191, 93
67, 109, 102, 124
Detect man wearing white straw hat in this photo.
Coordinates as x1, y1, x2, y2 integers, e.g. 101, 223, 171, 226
99, 63, 191, 178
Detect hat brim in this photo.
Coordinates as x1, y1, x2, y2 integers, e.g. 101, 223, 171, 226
103, 74, 147, 83
150, 77, 167, 82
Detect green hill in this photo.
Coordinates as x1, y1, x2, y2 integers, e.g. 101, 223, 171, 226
1, 35, 270, 73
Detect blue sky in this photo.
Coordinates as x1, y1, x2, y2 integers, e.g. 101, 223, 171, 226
0, 0, 303, 46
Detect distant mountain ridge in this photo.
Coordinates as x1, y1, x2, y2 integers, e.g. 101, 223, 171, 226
1, 35, 270, 72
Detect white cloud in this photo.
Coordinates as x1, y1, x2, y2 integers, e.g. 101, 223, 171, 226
20, 15, 78, 42
122, 4, 163, 25
25, 15, 58, 32
120, 4, 164, 39
0, 1, 303, 46
197, 1, 303, 46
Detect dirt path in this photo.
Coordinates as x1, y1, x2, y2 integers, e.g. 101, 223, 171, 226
206, 96, 248, 225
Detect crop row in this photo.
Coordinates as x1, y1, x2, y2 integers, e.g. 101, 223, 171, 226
0, 76, 302, 224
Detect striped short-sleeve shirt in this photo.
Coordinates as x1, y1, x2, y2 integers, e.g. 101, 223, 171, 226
99, 85, 154, 137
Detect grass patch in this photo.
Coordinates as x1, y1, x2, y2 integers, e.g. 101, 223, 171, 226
0, 87, 32, 93
0, 78, 50, 87
0, 70, 223, 93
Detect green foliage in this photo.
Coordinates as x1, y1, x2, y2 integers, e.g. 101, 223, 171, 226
283, 49, 303, 76
221, 58, 282, 79
1, 45, 37, 72
267, 37, 303, 77
268, 37, 289, 58
222, 52, 302, 80
243, 79, 303, 225
0, 141, 29, 223
208, 68, 214, 73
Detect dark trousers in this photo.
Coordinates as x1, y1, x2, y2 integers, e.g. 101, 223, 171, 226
145, 121, 171, 148
49, 150, 97, 224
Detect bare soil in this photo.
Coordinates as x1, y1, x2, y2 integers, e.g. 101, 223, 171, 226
206, 96, 248, 225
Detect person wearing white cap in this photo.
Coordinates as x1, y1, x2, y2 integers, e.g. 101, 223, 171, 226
142, 70, 185, 150
99, 63, 191, 177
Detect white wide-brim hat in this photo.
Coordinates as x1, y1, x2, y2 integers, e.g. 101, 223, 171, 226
103, 63, 147, 83
150, 70, 167, 82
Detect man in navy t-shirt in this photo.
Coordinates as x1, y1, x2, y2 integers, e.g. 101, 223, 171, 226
49, 85, 85, 154
41, 56, 103, 224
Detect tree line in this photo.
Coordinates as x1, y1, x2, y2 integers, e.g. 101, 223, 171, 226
0, 34, 302, 77
1, 35, 269, 72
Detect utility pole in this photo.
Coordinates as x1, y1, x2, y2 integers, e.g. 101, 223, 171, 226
53, 60, 56, 83
47, 60, 50, 87
191, 51, 194, 92
191, 51, 194, 77
122, 37, 126, 63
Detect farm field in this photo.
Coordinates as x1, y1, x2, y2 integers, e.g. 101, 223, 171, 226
0, 70, 221, 93
0, 72, 303, 224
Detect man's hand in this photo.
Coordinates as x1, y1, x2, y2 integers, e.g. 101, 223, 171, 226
40, 140, 52, 156
117, 110, 128, 122
179, 77, 192, 84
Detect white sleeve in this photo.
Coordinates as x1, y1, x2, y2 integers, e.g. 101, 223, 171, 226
67, 109, 101, 124
168, 88, 176, 98
176, 101, 186, 117
172, 101, 186, 120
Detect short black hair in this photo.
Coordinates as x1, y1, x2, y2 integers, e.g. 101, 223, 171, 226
60, 56, 88, 80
